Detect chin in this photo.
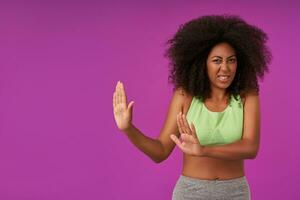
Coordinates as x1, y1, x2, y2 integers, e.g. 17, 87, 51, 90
216, 81, 232, 89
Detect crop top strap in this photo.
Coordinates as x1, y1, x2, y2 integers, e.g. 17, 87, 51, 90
229, 94, 243, 109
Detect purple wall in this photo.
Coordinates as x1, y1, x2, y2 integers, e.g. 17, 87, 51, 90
1, 1, 299, 199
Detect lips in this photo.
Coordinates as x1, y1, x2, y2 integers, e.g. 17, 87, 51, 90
217, 75, 230, 81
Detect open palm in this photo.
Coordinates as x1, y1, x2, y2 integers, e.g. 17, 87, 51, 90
112, 81, 134, 132
170, 112, 205, 157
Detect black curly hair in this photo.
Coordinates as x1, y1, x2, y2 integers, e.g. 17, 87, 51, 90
164, 14, 272, 101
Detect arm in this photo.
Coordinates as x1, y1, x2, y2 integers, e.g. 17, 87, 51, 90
123, 125, 165, 163
170, 91, 260, 161
113, 81, 185, 163
123, 88, 186, 163
202, 92, 261, 160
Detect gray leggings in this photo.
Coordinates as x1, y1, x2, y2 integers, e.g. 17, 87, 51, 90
172, 175, 251, 200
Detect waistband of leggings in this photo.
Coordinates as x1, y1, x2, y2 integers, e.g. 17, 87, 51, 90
179, 174, 247, 183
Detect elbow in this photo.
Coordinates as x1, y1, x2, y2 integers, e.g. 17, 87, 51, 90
248, 152, 257, 159
152, 151, 168, 163
152, 141, 168, 164
152, 156, 166, 164
244, 139, 259, 159
153, 158, 163, 164
248, 146, 259, 159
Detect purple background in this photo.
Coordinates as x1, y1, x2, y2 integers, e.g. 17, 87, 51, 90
1, 1, 299, 199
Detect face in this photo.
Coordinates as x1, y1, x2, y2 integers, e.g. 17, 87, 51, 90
206, 42, 237, 90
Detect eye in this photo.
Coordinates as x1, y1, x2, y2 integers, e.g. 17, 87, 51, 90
213, 59, 222, 64
228, 58, 236, 63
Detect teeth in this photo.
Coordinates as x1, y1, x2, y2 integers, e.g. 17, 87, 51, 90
218, 76, 230, 81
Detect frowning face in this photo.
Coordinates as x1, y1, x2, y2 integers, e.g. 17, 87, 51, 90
206, 42, 237, 90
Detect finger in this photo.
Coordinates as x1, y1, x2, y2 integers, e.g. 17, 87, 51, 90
117, 81, 124, 109
177, 113, 184, 134
116, 81, 121, 105
178, 113, 188, 135
119, 82, 127, 111
127, 101, 134, 113
170, 134, 187, 150
120, 82, 127, 105
114, 92, 118, 112
115, 81, 119, 92
179, 113, 190, 134
117, 82, 123, 111
182, 114, 192, 135
177, 112, 185, 133
113, 92, 116, 109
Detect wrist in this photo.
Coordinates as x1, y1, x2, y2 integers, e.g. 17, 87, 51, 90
123, 123, 135, 135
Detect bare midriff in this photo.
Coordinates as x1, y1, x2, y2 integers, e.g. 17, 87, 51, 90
181, 154, 245, 180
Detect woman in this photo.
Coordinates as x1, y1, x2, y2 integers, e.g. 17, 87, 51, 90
113, 15, 271, 200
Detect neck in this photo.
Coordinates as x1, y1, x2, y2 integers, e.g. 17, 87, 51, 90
209, 87, 229, 102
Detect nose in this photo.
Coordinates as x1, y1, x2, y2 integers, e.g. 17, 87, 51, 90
219, 61, 230, 71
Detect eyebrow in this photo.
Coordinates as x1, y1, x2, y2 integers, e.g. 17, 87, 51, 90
211, 55, 236, 59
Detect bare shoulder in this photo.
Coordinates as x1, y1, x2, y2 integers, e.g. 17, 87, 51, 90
176, 87, 193, 114
171, 87, 186, 108
170, 87, 192, 109
240, 90, 259, 107
176, 87, 191, 97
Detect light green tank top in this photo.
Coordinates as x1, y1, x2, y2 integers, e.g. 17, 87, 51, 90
186, 94, 244, 146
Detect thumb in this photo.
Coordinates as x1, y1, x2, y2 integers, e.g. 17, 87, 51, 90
127, 101, 134, 114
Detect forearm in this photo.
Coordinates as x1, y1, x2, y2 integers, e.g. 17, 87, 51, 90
202, 139, 258, 161
123, 124, 165, 163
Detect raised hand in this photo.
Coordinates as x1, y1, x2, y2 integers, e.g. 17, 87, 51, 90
113, 81, 134, 132
170, 112, 205, 156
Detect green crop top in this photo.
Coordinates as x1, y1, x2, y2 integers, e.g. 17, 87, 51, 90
186, 94, 244, 146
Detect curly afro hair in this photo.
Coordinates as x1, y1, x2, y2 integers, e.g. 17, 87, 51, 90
164, 14, 272, 101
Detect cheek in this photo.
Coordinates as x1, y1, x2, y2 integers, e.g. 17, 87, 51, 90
206, 64, 218, 74
230, 63, 237, 73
